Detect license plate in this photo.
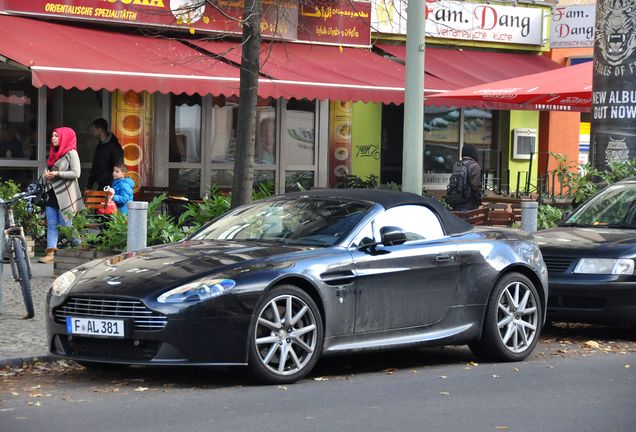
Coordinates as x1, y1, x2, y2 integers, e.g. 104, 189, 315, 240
66, 317, 125, 338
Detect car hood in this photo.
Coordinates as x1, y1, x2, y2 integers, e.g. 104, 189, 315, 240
66, 240, 320, 297
533, 227, 636, 257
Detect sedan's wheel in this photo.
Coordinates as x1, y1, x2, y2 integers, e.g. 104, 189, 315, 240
469, 272, 542, 362
248, 285, 323, 384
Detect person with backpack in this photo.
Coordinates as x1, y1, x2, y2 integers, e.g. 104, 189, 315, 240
446, 144, 482, 211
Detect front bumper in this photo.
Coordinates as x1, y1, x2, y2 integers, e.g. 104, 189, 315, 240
47, 312, 252, 366
547, 274, 636, 325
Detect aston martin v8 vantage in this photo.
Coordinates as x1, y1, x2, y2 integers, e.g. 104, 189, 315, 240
47, 189, 548, 384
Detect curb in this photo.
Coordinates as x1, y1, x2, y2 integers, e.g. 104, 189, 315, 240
0, 354, 55, 368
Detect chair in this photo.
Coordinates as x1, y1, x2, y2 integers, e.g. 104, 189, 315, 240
83, 189, 110, 212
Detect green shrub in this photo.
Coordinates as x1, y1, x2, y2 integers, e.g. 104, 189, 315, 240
537, 204, 564, 230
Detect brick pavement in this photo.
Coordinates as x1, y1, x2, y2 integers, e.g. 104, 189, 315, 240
0, 263, 54, 366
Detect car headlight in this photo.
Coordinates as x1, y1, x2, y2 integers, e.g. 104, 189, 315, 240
573, 258, 635, 275
51, 271, 77, 297
157, 278, 236, 304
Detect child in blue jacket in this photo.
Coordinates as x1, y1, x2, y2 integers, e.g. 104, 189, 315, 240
111, 163, 134, 215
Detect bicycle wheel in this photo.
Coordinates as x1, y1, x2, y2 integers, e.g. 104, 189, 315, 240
12, 237, 34, 319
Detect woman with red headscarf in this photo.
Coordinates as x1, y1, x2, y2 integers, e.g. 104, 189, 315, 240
38, 127, 85, 264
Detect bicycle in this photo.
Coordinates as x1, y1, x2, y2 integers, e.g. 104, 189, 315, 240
1, 184, 42, 319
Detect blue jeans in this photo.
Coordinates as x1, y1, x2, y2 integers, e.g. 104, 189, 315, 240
45, 206, 72, 249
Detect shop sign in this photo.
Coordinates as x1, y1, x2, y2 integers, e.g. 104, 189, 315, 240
0, 0, 371, 47
423, 173, 451, 191
371, 0, 544, 46
297, 1, 372, 47
550, 4, 595, 49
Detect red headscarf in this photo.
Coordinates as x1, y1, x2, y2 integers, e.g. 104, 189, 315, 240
47, 127, 77, 168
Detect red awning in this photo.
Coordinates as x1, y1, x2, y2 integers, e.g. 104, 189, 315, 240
0, 15, 242, 97
376, 44, 562, 108
377, 44, 562, 89
428, 62, 592, 112
190, 40, 449, 104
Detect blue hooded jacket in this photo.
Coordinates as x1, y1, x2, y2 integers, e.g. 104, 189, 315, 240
112, 177, 135, 215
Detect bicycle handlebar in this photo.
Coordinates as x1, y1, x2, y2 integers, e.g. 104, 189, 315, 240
1, 191, 39, 206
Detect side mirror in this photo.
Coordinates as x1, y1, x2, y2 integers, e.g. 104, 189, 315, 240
380, 226, 407, 246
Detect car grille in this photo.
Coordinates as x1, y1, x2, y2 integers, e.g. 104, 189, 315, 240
54, 297, 167, 330
542, 256, 576, 274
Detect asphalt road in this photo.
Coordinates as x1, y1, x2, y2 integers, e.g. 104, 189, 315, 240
1, 340, 634, 432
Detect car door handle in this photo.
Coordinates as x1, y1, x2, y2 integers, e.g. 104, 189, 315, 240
435, 254, 452, 263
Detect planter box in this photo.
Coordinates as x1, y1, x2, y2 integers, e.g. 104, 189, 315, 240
53, 248, 116, 276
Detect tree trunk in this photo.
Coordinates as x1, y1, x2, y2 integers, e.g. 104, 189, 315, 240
231, 0, 261, 208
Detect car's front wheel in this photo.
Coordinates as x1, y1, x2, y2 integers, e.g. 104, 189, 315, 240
469, 272, 542, 362
248, 285, 323, 384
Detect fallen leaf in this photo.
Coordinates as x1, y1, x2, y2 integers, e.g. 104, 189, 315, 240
513, 367, 519, 372
496, 426, 511, 430
384, 368, 398, 374
626, 364, 631, 369
278, 385, 288, 390
313, 377, 328, 381
584, 340, 600, 349
468, 361, 479, 367
439, 391, 450, 396
29, 393, 43, 398
438, 375, 448, 379
134, 387, 149, 392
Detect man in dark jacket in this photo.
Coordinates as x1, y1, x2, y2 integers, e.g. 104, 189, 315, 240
459, 144, 483, 210
86, 118, 124, 190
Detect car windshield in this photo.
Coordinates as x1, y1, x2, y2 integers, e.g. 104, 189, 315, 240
563, 183, 636, 228
189, 197, 373, 246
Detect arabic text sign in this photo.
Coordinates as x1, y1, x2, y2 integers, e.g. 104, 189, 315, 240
0, 0, 370, 46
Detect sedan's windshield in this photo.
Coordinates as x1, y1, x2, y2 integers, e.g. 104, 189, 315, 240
563, 183, 636, 228
190, 197, 373, 246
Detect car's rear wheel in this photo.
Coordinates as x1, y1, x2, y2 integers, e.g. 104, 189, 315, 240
469, 272, 542, 362
248, 285, 323, 384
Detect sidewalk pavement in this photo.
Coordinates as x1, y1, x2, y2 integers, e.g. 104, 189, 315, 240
0, 261, 55, 367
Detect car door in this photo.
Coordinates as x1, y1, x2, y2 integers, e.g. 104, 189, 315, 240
350, 205, 460, 333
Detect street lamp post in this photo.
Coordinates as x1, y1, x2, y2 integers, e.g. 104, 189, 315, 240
402, 0, 426, 195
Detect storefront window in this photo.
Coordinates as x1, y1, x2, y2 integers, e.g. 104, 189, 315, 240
169, 168, 201, 198
284, 99, 315, 166
0, 68, 39, 185
170, 94, 201, 164
209, 97, 278, 191
424, 107, 460, 173
463, 108, 495, 172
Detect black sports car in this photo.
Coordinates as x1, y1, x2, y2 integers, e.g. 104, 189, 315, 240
47, 189, 548, 384
534, 178, 636, 325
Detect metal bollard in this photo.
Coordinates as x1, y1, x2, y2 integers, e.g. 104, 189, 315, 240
127, 201, 148, 252
521, 200, 539, 233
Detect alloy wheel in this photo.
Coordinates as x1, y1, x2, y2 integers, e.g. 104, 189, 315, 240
496, 280, 539, 353
253, 294, 319, 376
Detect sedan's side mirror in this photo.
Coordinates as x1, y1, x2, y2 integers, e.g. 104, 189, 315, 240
380, 226, 407, 246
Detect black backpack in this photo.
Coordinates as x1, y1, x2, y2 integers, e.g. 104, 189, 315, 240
446, 160, 474, 207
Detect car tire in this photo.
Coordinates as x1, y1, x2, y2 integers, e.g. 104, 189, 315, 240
469, 272, 542, 362
248, 285, 323, 384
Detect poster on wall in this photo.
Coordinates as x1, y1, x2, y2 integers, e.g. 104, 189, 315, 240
590, 0, 636, 170
329, 101, 353, 187
112, 90, 153, 193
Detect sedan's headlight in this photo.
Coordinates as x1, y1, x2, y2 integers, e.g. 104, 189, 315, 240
573, 258, 635, 275
157, 278, 236, 304
51, 271, 77, 296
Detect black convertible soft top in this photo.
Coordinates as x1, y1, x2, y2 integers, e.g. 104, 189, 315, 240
283, 188, 473, 235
